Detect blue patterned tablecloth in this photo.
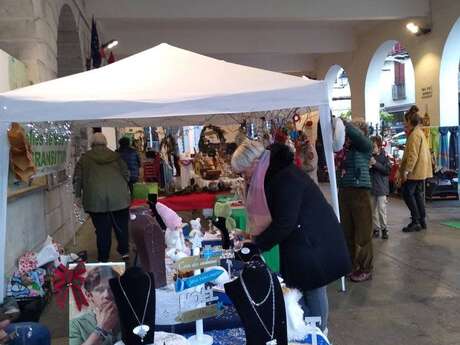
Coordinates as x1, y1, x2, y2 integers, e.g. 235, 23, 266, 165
183, 328, 330, 345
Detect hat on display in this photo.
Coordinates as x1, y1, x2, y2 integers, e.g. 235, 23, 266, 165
156, 202, 182, 230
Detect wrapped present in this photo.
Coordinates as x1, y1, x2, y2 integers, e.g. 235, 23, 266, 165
7, 268, 46, 300
18, 252, 38, 275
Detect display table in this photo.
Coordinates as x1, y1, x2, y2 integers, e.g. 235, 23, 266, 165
195, 176, 244, 189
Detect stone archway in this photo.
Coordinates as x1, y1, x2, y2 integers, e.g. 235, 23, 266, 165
57, 4, 83, 77
365, 40, 397, 125
325, 64, 351, 117
365, 40, 415, 126
440, 17, 460, 127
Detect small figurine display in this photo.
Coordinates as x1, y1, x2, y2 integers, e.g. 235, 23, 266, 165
156, 202, 188, 255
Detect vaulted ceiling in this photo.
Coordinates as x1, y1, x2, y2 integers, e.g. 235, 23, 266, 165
83, 0, 430, 73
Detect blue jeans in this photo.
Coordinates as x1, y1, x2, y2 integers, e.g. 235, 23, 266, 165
300, 286, 329, 331
5, 322, 50, 345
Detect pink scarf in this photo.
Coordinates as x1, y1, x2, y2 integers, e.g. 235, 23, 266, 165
246, 150, 272, 236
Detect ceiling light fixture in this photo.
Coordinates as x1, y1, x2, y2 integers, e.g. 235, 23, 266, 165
102, 39, 119, 50
406, 22, 431, 36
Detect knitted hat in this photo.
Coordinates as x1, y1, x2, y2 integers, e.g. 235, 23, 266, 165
156, 202, 182, 229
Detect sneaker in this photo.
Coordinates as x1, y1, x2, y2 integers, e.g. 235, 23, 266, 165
350, 271, 372, 282
381, 229, 389, 240
372, 229, 380, 238
402, 222, 422, 232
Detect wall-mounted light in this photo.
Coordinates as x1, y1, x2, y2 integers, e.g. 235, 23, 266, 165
406, 22, 431, 36
102, 39, 119, 50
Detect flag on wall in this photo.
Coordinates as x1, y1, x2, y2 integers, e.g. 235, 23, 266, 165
91, 17, 101, 68
108, 52, 115, 64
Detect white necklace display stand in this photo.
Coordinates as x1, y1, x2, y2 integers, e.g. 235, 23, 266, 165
187, 242, 213, 345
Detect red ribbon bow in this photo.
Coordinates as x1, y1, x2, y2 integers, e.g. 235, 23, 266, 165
53, 263, 89, 312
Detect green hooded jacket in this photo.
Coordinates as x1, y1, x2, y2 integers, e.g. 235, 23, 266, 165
73, 146, 131, 213
338, 124, 373, 189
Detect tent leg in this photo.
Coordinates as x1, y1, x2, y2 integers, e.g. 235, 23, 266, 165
0, 122, 11, 303
318, 106, 347, 293
318, 105, 340, 218
339, 276, 346, 292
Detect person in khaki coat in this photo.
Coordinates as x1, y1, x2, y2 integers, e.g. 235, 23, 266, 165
398, 109, 433, 232
73, 133, 131, 262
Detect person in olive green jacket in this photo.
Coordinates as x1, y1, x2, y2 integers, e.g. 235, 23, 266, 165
398, 109, 433, 232
73, 133, 131, 262
337, 121, 374, 283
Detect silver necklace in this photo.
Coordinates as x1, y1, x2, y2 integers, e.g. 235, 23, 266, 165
118, 273, 152, 343
239, 268, 277, 345
240, 267, 272, 306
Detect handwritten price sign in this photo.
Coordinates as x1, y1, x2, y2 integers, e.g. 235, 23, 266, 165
175, 303, 223, 323
179, 287, 219, 309
176, 256, 220, 273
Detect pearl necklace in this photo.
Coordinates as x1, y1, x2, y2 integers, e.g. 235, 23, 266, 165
118, 273, 152, 343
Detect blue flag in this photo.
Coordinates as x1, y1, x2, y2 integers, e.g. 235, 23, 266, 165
91, 17, 101, 69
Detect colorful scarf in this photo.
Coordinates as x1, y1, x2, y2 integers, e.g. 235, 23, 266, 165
449, 127, 458, 170
439, 128, 449, 169
246, 150, 272, 236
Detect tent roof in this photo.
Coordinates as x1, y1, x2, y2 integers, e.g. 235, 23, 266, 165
0, 43, 328, 125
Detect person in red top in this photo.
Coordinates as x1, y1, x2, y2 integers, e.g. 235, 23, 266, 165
143, 149, 161, 182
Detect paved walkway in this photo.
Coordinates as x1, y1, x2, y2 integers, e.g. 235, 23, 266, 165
328, 196, 460, 345
41, 193, 460, 345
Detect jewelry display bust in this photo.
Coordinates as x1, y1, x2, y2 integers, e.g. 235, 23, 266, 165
109, 267, 156, 344
225, 257, 287, 345
130, 206, 167, 288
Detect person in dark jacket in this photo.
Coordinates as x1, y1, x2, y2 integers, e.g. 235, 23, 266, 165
231, 140, 351, 332
117, 137, 141, 194
370, 136, 391, 240
337, 121, 373, 282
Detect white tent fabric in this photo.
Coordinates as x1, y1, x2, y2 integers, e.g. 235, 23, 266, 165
0, 43, 328, 124
0, 44, 340, 300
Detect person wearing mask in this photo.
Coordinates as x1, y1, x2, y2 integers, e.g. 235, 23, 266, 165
398, 110, 433, 232
369, 136, 391, 240
231, 140, 351, 332
337, 121, 373, 282
73, 133, 131, 263
69, 266, 120, 345
117, 137, 141, 194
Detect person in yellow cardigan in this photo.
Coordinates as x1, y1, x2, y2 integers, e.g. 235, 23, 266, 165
398, 110, 433, 232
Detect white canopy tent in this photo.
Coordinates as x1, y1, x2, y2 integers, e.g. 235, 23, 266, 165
0, 43, 339, 300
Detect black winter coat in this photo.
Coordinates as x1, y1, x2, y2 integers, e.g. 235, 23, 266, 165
254, 144, 352, 291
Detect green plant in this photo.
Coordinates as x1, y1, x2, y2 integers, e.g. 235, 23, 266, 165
380, 111, 395, 123
340, 110, 352, 120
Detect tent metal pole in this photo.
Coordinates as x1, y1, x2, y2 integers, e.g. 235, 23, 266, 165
0, 122, 11, 303
318, 105, 346, 292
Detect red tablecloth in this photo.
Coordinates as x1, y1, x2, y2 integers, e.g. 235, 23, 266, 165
158, 192, 226, 211
131, 192, 229, 211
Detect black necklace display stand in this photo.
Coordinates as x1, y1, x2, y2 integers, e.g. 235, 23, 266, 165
212, 216, 232, 249
225, 257, 287, 345
109, 267, 156, 345
148, 193, 167, 230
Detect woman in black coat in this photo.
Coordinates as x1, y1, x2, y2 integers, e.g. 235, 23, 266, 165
231, 140, 351, 331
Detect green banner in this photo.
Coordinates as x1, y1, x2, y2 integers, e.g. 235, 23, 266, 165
26, 127, 70, 176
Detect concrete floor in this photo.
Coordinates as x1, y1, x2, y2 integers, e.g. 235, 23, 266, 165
40, 196, 460, 345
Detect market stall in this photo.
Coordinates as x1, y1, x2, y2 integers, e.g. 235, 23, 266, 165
0, 43, 338, 344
